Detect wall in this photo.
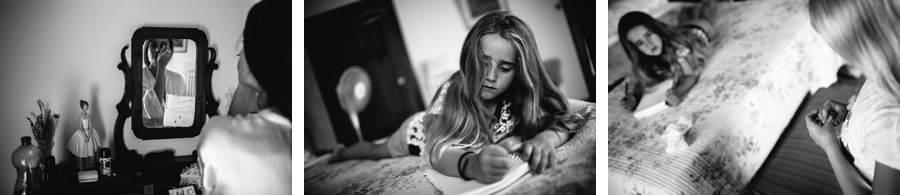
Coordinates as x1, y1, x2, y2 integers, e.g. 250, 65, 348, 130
0, 0, 257, 191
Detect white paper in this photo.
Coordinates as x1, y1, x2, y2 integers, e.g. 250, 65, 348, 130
425, 155, 531, 195
634, 79, 674, 119
164, 94, 195, 126
664, 116, 694, 154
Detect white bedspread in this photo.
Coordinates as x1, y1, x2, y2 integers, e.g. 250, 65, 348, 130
607, 1, 843, 194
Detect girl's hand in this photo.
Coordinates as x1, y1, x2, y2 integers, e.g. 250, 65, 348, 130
467, 145, 511, 184
497, 136, 523, 152
805, 109, 839, 150
511, 131, 560, 173
666, 89, 682, 106
817, 100, 849, 126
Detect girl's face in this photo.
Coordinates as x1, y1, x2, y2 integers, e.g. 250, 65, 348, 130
627, 25, 662, 56
479, 33, 517, 101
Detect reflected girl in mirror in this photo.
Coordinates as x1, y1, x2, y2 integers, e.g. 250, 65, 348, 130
141, 38, 189, 127
68, 100, 101, 171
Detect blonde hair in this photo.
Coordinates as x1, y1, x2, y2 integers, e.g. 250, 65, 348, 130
423, 11, 572, 167
808, 0, 900, 103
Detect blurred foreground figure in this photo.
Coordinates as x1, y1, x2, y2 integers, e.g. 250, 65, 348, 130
197, 0, 291, 194
807, 0, 900, 194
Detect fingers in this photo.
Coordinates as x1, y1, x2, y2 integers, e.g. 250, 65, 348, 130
481, 155, 509, 182
830, 102, 847, 125
523, 144, 533, 163
530, 147, 543, 172
805, 109, 820, 127
806, 109, 818, 121
817, 108, 828, 124
547, 149, 555, 170
538, 149, 549, 172
821, 100, 848, 126
487, 156, 510, 169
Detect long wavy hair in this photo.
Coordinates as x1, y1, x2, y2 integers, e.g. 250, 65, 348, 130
423, 11, 572, 167
808, 0, 900, 104
618, 12, 707, 91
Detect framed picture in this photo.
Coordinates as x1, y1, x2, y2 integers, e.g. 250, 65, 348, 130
173, 38, 188, 53
456, 0, 508, 28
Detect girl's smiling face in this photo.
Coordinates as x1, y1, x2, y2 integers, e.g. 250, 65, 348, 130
479, 33, 517, 101
627, 25, 662, 56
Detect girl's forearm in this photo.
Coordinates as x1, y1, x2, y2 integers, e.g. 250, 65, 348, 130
823, 142, 872, 195
537, 130, 569, 148
432, 147, 467, 177
672, 75, 700, 97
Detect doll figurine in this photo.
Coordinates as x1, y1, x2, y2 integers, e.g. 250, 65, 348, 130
67, 100, 102, 171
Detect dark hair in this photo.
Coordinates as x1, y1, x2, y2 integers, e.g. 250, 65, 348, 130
617, 12, 707, 90
142, 38, 175, 66
244, 0, 290, 120
79, 100, 89, 109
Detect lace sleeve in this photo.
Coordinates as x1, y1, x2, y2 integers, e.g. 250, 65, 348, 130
428, 82, 451, 115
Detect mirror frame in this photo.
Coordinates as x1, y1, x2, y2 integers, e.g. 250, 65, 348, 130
129, 27, 212, 140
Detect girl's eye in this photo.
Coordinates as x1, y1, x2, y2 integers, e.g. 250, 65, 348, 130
499, 66, 513, 72
645, 32, 651, 38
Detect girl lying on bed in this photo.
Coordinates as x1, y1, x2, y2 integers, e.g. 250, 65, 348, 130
806, 0, 900, 194
618, 11, 713, 109
328, 11, 586, 184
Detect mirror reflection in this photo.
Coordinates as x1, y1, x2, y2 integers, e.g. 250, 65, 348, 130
141, 38, 197, 128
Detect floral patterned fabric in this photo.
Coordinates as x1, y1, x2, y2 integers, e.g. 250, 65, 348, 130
608, 1, 843, 194
305, 99, 596, 195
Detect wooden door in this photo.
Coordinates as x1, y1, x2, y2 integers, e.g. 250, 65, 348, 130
306, 0, 425, 145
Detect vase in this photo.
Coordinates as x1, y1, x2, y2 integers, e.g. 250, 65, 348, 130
42, 155, 55, 193
12, 136, 43, 195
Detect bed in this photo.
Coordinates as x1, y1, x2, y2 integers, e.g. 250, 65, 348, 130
305, 99, 596, 194
607, 0, 843, 194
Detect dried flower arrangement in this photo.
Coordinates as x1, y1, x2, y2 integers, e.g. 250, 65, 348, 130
26, 100, 60, 158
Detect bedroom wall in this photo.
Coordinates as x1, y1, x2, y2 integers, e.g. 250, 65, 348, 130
0, 0, 258, 190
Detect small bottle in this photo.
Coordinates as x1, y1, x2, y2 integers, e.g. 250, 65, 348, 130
98, 148, 112, 176
12, 136, 42, 195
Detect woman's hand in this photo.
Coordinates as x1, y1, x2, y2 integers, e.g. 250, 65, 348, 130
805, 109, 840, 151
466, 145, 511, 184
817, 100, 849, 126
156, 46, 173, 67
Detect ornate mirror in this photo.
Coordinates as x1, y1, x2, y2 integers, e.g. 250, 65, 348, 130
113, 27, 220, 155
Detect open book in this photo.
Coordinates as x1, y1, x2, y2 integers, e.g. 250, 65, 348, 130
634, 79, 674, 119
425, 154, 531, 195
